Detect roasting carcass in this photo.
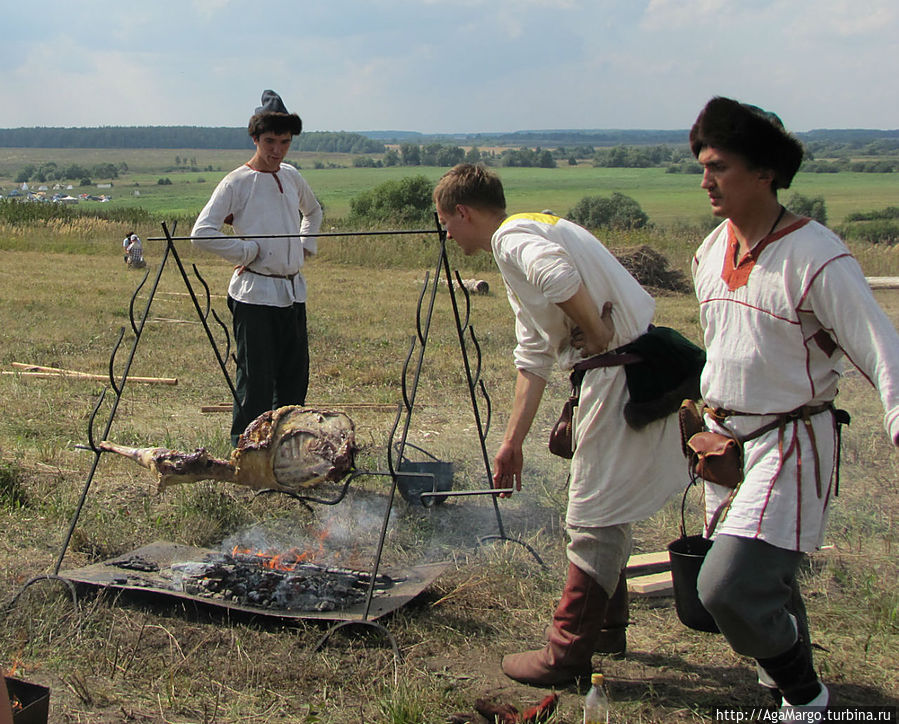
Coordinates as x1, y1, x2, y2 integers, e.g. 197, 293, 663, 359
99, 406, 356, 493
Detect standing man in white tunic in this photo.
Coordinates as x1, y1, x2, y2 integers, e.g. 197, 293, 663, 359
690, 97, 899, 710
192, 90, 323, 445
434, 164, 686, 687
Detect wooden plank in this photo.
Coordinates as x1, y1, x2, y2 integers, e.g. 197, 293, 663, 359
625, 551, 670, 577
627, 571, 673, 597
867, 277, 899, 290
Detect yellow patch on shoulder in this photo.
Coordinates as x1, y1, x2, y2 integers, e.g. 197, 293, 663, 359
503, 212, 560, 226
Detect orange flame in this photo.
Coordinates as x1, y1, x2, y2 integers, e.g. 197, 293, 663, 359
230, 526, 331, 571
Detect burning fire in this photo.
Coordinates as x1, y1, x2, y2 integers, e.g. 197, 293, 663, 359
231, 527, 330, 570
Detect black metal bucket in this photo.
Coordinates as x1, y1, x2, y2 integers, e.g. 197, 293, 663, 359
395, 444, 453, 507
667, 484, 720, 633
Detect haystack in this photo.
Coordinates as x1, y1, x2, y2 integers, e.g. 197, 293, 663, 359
612, 245, 691, 295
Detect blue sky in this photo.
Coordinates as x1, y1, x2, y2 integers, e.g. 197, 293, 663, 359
1, 0, 896, 133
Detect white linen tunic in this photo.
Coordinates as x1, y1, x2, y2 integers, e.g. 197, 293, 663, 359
191, 163, 323, 307
693, 218, 899, 551
493, 213, 687, 528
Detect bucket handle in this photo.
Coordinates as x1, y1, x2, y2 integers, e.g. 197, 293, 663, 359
679, 480, 703, 539
680, 478, 739, 540
396, 441, 442, 464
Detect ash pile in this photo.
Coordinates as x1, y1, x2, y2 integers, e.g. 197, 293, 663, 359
172, 550, 396, 613
169, 495, 396, 613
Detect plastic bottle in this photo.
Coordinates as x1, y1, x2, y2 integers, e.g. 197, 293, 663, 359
584, 672, 610, 724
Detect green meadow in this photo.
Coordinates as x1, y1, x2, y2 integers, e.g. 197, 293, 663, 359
1, 144, 898, 720
2, 147, 897, 227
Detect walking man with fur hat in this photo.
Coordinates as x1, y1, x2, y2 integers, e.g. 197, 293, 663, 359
689, 96, 899, 710
192, 90, 323, 445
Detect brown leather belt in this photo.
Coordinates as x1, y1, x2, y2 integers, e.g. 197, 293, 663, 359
708, 402, 833, 424
572, 349, 643, 373
242, 268, 298, 281
708, 402, 837, 499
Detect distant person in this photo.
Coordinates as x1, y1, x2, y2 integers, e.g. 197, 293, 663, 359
122, 230, 133, 263
433, 164, 689, 687
191, 90, 323, 445
125, 233, 144, 268
689, 96, 899, 710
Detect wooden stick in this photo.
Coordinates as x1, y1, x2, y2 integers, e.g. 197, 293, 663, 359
13, 362, 95, 376
155, 291, 228, 299
9, 363, 177, 385
146, 317, 200, 325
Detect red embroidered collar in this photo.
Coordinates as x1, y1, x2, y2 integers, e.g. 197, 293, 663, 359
721, 217, 811, 290
245, 163, 284, 193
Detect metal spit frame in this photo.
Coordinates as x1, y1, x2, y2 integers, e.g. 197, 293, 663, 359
6, 216, 542, 649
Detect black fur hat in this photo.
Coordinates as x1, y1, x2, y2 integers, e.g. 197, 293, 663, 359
690, 96, 804, 190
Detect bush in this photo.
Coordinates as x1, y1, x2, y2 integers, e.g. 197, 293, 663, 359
801, 160, 842, 173
786, 193, 828, 225
347, 175, 434, 227
845, 206, 899, 222
665, 161, 702, 174
838, 220, 899, 245
567, 192, 649, 230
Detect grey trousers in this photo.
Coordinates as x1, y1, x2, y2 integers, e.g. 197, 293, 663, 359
566, 523, 633, 597
697, 533, 809, 659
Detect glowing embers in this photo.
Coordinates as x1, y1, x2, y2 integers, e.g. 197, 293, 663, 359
173, 547, 397, 612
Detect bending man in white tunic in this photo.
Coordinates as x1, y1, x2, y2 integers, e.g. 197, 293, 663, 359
690, 97, 899, 710
434, 164, 686, 686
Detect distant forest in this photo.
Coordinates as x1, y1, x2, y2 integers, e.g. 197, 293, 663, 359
0, 127, 385, 153
2, 126, 897, 152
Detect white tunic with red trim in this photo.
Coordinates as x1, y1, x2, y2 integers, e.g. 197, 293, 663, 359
494, 213, 686, 528
693, 218, 899, 551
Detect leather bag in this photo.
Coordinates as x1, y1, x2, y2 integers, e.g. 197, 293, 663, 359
686, 430, 744, 488
549, 396, 578, 459
679, 399, 744, 488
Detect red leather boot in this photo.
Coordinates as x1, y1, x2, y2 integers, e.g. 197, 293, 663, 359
502, 563, 609, 686
593, 568, 628, 657
544, 567, 628, 656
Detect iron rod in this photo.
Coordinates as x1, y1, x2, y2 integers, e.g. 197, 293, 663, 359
419, 488, 514, 498
148, 229, 437, 241
54, 236, 173, 574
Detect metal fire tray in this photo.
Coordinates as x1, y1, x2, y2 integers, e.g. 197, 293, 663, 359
58, 541, 449, 622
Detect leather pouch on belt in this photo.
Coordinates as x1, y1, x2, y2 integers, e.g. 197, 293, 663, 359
548, 396, 577, 459
686, 431, 743, 488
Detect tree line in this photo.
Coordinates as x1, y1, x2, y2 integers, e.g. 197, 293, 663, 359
0, 127, 384, 153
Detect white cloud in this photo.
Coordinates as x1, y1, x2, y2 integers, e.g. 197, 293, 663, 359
0, 0, 896, 131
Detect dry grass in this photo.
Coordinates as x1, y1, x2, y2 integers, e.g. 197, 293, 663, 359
0, 239, 897, 723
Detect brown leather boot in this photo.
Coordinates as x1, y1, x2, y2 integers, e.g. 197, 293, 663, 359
544, 568, 628, 656
502, 563, 609, 686
595, 568, 628, 657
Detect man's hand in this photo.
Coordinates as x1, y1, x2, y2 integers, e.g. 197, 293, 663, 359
493, 440, 524, 498
570, 301, 614, 356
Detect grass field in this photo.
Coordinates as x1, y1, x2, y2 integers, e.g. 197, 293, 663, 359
2, 147, 898, 228
0, 217, 897, 722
